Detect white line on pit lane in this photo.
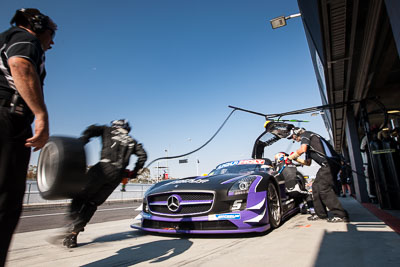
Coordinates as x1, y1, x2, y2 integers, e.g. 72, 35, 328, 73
21, 206, 140, 219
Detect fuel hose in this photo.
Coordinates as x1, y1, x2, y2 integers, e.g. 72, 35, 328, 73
145, 108, 237, 168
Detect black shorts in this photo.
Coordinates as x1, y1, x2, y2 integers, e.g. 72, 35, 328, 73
340, 176, 351, 185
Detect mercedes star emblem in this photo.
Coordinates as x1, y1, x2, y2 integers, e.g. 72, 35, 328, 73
167, 195, 181, 212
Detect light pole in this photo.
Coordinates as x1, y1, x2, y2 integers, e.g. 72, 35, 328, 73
196, 158, 199, 176
157, 162, 160, 182
270, 13, 301, 29
165, 149, 168, 177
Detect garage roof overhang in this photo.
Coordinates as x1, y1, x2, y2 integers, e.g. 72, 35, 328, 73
303, 0, 400, 151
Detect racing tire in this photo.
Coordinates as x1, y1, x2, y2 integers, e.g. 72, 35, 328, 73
267, 180, 282, 228
37, 136, 87, 200
296, 171, 307, 190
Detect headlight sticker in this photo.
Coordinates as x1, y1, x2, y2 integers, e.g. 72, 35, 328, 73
142, 213, 151, 219
227, 175, 262, 196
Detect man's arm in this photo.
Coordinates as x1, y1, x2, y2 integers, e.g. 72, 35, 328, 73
130, 143, 148, 178
296, 144, 308, 156
294, 157, 312, 166
360, 136, 367, 152
8, 56, 48, 151
79, 125, 105, 144
288, 144, 311, 165
288, 144, 308, 159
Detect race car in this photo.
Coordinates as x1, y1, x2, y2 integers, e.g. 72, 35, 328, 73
131, 121, 309, 234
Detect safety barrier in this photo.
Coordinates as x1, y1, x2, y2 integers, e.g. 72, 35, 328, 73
23, 182, 153, 205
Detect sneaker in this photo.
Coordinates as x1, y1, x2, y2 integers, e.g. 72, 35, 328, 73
63, 233, 78, 248
341, 194, 346, 198
327, 216, 349, 223
307, 214, 326, 221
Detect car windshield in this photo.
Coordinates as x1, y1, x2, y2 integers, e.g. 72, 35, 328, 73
259, 132, 278, 144
208, 163, 272, 176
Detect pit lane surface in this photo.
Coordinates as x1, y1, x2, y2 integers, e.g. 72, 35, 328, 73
8, 198, 400, 267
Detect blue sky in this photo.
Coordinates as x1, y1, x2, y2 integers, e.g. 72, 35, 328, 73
2, 0, 328, 178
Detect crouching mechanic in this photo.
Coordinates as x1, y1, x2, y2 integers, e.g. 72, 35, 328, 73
63, 119, 147, 248
274, 152, 314, 215
287, 127, 349, 223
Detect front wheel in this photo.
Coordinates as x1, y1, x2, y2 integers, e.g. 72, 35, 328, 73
267, 180, 282, 228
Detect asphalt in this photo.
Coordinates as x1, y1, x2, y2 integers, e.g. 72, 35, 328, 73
6, 197, 400, 267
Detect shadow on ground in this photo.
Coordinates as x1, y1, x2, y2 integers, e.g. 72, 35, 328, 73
313, 224, 400, 266
81, 238, 193, 266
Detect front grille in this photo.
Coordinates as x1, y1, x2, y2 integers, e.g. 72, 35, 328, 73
149, 192, 213, 202
151, 204, 212, 214
143, 219, 237, 231
147, 191, 214, 216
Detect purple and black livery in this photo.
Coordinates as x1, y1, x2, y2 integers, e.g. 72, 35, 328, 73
131, 159, 300, 234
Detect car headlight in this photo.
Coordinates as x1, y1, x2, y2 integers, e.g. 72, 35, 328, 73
143, 203, 149, 213
228, 176, 257, 195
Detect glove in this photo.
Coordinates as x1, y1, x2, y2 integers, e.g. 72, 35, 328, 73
78, 136, 89, 145
128, 170, 137, 179
288, 151, 300, 160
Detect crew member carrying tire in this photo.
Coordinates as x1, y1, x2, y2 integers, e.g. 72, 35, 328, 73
287, 127, 349, 223
274, 152, 314, 214
63, 119, 147, 248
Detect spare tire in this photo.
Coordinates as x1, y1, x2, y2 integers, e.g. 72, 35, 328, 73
37, 136, 88, 200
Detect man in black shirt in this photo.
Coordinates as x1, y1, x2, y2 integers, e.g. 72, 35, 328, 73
63, 119, 148, 248
0, 8, 57, 265
287, 127, 349, 223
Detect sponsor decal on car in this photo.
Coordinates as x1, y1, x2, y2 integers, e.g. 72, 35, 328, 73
216, 161, 240, 169
238, 159, 265, 165
216, 159, 265, 169
209, 213, 241, 220
164, 179, 210, 186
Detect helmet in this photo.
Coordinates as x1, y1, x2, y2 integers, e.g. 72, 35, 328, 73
111, 119, 131, 132
274, 152, 287, 164
287, 127, 305, 140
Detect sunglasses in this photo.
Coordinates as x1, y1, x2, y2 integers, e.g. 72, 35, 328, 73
46, 28, 56, 40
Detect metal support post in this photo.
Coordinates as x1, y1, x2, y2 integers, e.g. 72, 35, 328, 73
345, 106, 370, 202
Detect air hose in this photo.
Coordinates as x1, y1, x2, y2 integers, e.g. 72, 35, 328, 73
145, 108, 237, 168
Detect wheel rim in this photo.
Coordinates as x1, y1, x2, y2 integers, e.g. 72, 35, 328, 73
268, 183, 281, 223
37, 142, 59, 192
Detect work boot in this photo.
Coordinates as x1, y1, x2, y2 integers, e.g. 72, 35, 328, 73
63, 233, 78, 248
307, 214, 327, 221
327, 216, 349, 223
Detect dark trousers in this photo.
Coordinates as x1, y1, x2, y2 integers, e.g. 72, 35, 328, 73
67, 162, 123, 233
312, 162, 348, 218
0, 109, 32, 267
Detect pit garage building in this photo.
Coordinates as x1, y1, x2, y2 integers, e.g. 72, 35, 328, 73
296, 0, 400, 209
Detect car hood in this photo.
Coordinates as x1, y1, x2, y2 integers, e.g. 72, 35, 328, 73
147, 174, 254, 195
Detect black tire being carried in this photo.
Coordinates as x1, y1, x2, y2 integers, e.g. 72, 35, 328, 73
37, 136, 87, 200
